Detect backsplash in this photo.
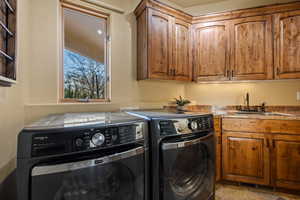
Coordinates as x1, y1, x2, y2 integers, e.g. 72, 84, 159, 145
185, 80, 300, 106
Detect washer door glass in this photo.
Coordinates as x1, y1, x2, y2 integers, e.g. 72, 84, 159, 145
31, 147, 145, 200
160, 133, 215, 200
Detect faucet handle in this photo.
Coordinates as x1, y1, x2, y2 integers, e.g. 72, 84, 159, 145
261, 102, 266, 112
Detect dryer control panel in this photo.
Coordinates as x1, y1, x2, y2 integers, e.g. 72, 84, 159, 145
159, 116, 213, 136
31, 122, 145, 157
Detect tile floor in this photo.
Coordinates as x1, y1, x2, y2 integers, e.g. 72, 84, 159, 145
215, 184, 300, 200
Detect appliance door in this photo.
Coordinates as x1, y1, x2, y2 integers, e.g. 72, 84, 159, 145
160, 132, 215, 200
31, 146, 145, 200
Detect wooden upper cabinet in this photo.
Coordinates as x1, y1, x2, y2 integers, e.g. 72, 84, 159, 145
135, 1, 300, 82
274, 10, 300, 79
272, 134, 300, 190
172, 19, 192, 81
194, 22, 230, 81
222, 131, 270, 185
148, 9, 173, 80
229, 16, 273, 80
136, 8, 192, 81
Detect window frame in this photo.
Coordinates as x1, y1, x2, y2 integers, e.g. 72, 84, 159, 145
59, 2, 111, 103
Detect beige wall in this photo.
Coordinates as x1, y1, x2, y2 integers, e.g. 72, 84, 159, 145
183, 0, 299, 15
185, 81, 300, 106
24, 0, 185, 124
0, 0, 29, 183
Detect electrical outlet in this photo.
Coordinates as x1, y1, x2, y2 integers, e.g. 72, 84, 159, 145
297, 91, 300, 101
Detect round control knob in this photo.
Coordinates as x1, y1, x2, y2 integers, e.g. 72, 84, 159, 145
190, 121, 198, 131
75, 138, 84, 147
92, 133, 105, 146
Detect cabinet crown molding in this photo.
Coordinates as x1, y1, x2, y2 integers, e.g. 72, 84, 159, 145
135, 0, 300, 23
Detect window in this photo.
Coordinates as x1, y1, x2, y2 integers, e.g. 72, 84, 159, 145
61, 3, 110, 102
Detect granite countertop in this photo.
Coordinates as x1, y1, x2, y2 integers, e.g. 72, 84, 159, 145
212, 111, 300, 120
24, 112, 144, 130
178, 105, 300, 121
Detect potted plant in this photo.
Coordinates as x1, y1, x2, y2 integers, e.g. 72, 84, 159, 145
174, 96, 191, 111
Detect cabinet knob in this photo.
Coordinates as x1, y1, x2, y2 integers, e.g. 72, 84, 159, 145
266, 139, 270, 148
276, 68, 280, 75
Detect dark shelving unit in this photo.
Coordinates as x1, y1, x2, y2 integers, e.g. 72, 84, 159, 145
0, 0, 16, 87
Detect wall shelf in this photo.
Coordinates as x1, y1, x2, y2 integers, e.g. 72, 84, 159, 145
4, 0, 14, 13
0, 0, 16, 87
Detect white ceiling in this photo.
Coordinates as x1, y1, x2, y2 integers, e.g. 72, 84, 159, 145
64, 8, 106, 62
166, 0, 227, 8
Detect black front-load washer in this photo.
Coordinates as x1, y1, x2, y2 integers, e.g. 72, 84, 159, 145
17, 112, 149, 200
128, 110, 215, 200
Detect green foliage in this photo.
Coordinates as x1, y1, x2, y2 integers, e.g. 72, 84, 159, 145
174, 96, 191, 106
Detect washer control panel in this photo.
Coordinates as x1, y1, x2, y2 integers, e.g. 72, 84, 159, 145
31, 122, 145, 157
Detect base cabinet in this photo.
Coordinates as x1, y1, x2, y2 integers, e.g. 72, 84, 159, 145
222, 131, 270, 185
272, 134, 300, 190
222, 118, 300, 191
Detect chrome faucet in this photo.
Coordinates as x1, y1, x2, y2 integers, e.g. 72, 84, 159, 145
245, 92, 250, 110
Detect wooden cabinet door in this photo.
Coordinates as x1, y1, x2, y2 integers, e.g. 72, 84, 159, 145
229, 16, 273, 80
148, 9, 173, 80
222, 131, 270, 185
274, 10, 300, 79
172, 19, 192, 81
194, 22, 230, 81
271, 134, 300, 190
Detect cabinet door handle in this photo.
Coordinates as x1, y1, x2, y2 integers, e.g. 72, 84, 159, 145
276, 68, 280, 75
266, 139, 270, 148
226, 70, 230, 78
272, 140, 276, 149
173, 69, 176, 76
232, 70, 234, 77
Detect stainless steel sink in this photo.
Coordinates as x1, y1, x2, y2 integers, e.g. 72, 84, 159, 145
235, 111, 294, 117
235, 111, 264, 115
262, 112, 295, 117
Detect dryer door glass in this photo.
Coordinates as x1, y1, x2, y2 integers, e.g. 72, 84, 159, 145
31, 147, 145, 200
160, 133, 215, 200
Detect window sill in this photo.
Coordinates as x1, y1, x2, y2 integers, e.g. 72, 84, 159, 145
26, 101, 112, 107
60, 98, 111, 103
